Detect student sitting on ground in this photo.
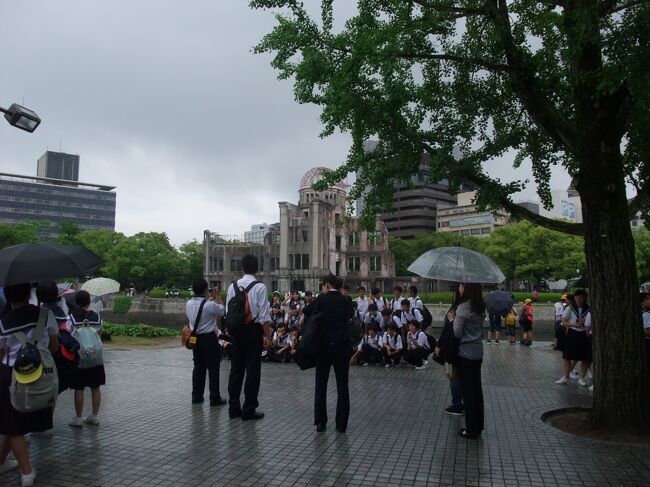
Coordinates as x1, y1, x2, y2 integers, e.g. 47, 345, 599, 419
351, 324, 382, 366
288, 328, 300, 362
381, 323, 403, 367
404, 321, 430, 370
269, 323, 292, 363
270, 292, 285, 329
393, 298, 423, 346
284, 291, 304, 331
363, 303, 382, 334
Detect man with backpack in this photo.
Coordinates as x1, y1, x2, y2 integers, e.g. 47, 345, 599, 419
224, 255, 271, 421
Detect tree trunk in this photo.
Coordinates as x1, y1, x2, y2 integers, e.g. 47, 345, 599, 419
579, 156, 650, 434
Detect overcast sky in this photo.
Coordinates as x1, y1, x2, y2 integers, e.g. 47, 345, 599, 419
0, 1, 573, 245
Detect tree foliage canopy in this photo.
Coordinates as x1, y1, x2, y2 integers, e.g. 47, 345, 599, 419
252, 0, 649, 233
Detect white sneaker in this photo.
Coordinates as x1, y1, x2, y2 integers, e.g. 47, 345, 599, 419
578, 378, 588, 387
423, 360, 429, 366
586, 370, 593, 380
0, 457, 19, 474
84, 414, 100, 425
69, 416, 84, 427
415, 365, 426, 370
363, 363, 369, 367
555, 377, 568, 384
385, 364, 391, 368
589, 385, 594, 392
21, 468, 36, 487
569, 371, 579, 380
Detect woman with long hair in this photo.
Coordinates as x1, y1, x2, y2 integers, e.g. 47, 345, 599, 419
450, 283, 486, 439
313, 274, 353, 433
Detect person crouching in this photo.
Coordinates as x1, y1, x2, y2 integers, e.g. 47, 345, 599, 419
352, 324, 382, 366
381, 323, 403, 368
404, 321, 430, 370
269, 323, 291, 363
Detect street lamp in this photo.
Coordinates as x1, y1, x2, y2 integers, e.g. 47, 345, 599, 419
0, 103, 41, 133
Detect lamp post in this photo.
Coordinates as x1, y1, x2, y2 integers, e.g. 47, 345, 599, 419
0, 103, 41, 133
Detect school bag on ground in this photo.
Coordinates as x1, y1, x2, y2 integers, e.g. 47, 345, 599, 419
223, 280, 260, 335
73, 320, 104, 369
11, 308, 59, 413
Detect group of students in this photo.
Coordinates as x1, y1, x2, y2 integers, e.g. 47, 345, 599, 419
0, 281, 106, 487
263, 285, 435, 369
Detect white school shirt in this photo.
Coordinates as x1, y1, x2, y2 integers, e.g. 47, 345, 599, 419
0, 306, 58, 367
186, 297, 225, 334
406, 330, 429, 350
355, 296, 369, 316
380, 333, 403, 350
357, 334, 381, 352
643, 310, 650, 338
363, 311, 381, 326
226, 274, 271, 325
409, 296, 424, 311
393, 308, 423, 329
391, 296, 405, 312
554, 302, 566, 319
273, 331, 291, 347
562, 306, 592, 332
373, 296, 388, 312
284, 299, 303, 326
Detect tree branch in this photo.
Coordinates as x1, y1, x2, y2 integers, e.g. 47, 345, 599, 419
396, 52, 510, 71
599, 0, 642, 16
489, 0, 580, 155
411, 1, 488, 17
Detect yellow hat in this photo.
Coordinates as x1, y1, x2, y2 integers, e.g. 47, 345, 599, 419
14, 362, 43, 384
524, 299, 532, 305
561, 294, 568, 300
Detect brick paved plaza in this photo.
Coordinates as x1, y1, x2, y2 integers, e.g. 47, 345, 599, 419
2, 342, 649, 487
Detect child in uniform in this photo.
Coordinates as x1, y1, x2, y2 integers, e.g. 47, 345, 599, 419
269, 323, 292, 363
284, 291, 303, 331
390, 286, 405, 312
355, 286, 369, 318
351, 325, 382, 366
504, 307, 517, 345
371, 288, 388, 313
363, 303, 382, 335
381, 323, 403, 367
404, 321, 430, 370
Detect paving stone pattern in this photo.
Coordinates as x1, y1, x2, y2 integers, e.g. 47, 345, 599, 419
2, 342, 649, 486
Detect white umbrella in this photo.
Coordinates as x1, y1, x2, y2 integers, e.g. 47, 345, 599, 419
407, 247, 506, 284
81, 277, 120, 296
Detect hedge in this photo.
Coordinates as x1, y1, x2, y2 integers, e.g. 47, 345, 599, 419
112, 296, 133, 313
149, 287, 193, 299
103, 323, 180, 338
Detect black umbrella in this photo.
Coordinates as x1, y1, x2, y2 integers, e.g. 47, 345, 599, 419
574, 275, 588, 288
0, 243, 103, 286
485, 290, 515, 316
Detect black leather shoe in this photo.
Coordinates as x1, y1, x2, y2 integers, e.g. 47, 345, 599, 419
191, 398, 204, 404
229, 410, 242, 419
336, 426, 346, 433
316, 423, 326, 432
210, 398, 227, 406
241, 412, 265, 421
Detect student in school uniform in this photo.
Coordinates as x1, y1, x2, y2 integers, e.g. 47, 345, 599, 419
355, 286, 370, 318
284, 291, 304, 331
381, 323, 403, 367
351, 324, 382, 366
0, 282, 59, 487
371, 288, 388, 313
288, 328, 300, 363
362, 303, 382, 334
404, 321, 430, 370
393, 299, 423, 346
270, 292, 285, 330
553, 294, 568, 351
379, 309, 393, 334
269, 323, 292, 363
408, 286, 424, 311
641, 292, 650, 372
556, 289, 592, 386
390, 286, 405, 312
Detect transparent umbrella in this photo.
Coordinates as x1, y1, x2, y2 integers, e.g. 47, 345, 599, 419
407, 247, 506, 284
81, 277, 120, 296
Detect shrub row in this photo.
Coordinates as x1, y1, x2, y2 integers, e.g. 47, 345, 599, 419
103, 322, 180, 338
112, 296, 133, 313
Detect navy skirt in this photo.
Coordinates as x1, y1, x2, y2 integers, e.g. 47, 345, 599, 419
0, 364, 53, 435
563, 329, 589, 362
70, 364, 106, 391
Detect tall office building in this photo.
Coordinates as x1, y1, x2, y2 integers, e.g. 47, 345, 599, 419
37, 151, 80, 181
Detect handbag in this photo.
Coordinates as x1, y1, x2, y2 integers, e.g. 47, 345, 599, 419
443, 362, 457, 380
182, 299, 207, 350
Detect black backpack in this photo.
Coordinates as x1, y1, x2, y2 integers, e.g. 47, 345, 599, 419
420, 305, 433, 330
223, 280, 260, 335
416, 331, 437, 354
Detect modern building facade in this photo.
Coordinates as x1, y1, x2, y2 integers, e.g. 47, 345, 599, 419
0, 172, 116, 237
437, 191, 510, 237
37, 151, 80, 182
244, 223, 271, 244
204, 167, 396, 292
538, 188, 583, 223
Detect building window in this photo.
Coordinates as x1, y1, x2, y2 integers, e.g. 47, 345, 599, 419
290, 253, 310, 270
302, 230, 308, 243
348, 232, 360, 247
348, 256, 360, 272
367, 231, 380, 246
230, 258, 241, 272
336, 235, 342, 250
259, 256, 265, 271
369, 256, 381, 272
336, 261, 341, 275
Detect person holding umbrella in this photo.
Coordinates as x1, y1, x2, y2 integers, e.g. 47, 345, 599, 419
449, 283, 486, 439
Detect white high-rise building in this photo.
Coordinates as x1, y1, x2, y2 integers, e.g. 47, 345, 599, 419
244, 224, 271, 244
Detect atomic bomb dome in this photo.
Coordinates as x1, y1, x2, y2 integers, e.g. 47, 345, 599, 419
299, 167, 349, 192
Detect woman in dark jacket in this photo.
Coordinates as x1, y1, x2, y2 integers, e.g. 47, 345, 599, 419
435, 289, 463, 416
313, 274, 353, 433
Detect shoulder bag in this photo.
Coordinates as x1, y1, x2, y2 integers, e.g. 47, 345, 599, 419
182, 299, 207, 350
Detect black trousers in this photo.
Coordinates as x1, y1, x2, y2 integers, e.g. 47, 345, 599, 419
382, 348, 402, 365
228, 324, 263, 416
645, 339, 650, 373
314, 343, 350, 429
192, 333, 222, 402
404, 348, 428, 367
359, 344, 382, 364
457, 356, 484, 437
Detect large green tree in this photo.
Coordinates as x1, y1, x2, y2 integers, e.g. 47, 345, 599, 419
0, 221, 43, 248
253, 0, 650, 432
